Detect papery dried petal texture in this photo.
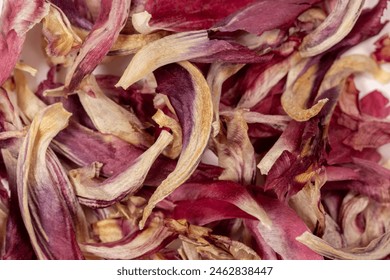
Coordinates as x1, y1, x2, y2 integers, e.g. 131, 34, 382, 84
77, 75, 152, 148
116, 30, 241, 89
297, 231, 390, 259
16, 103, 84, 259
169, 181, 271, 227
136, 0, 255, 33
216, 110, 256, 185
214, 0, 321, 35
372, 34, 390, 63
0, 0, 49, 85
139, 62, 213, 228
81, 212, 173, 259
42, 4, 82, 61
166, 219, 260, 260
70, 130, 172, 207
299, 0, 364, 57
65, 0, 131, 90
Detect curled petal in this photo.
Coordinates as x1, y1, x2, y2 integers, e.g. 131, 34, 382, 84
258, 122, 303, 175
70, 130, 172, 207
77, 75, 153, 148
65, 0, 131, 90
207, 63, 244, 136
281, 59, 329, 122
319, 55, 390, 92
16, 103, 84, 259
42, 4, 82, 59
116, 30, 237, 89
289, 179, 326, 235
317, 55, 390, 125
152, 110, 182, 159
339, 194, 369, 246
139, 62, 213, 229
238, 53, 302, 109
42, 4, 81, 55
115, 31, 267, 90
300, 0, 365, 57
170, 181, 272, 228
217, 110, 256, 185
246, 195, 323, 260
297, 231, 390, 260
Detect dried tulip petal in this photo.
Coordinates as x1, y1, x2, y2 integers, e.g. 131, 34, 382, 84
300, 0, 365, 57
0, 0, 49, 85
16, 103, 84, 259
70, 130, 172, 207
139, 62, 213, 229
65, 0, 131, 90
77, 75, 153, 148
81, 212, 173, 260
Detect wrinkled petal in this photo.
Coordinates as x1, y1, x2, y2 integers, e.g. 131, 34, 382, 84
281, 58, 329, 122
70, 130, 172, 207
297, 231, 390, 260
116, 30, 239, 89
246, 194, 323, 260
372, 34, 390, 63
0, 0, 49, 85
42, 4, 82, 60
16, 103, 84, 259
289, 179, 326, 235
81, 212, 173, 260
166, 219, 260, 260
207, 62, 244, 136
299, 0, 364, 57
152, 109, 182, 159
217, 110, 256, 185
139, 62, 213, 229
77, 75, 153, 148
238, 52, 302, 109
258, 122, 303, 175
65, 0, 131, 90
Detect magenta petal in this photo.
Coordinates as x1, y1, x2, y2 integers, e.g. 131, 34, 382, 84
247, 194, 323, 260
214, 0, 320, 35
0, 0, 49, 85
360, 90, 390, 118
144, 0, 255, 32
168, 181, 271, 227
173, 199, 256, 225
16, 104, 84, 259
1, 151, 35, 260
65, 0, 131, 90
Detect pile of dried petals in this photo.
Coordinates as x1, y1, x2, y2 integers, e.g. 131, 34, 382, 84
1, 0, 390, 260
